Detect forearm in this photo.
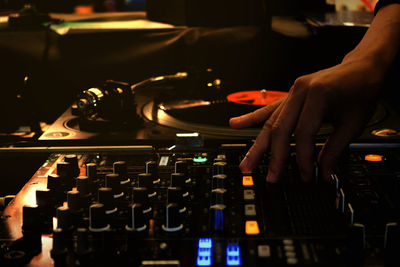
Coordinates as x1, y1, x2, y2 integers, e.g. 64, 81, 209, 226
343, 4, 400, 75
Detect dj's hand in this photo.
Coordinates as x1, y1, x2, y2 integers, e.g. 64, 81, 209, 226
230, 3, 400, 182
230, 58, 383, 182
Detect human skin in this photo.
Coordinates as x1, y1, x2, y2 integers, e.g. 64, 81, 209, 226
230, 4, 400, 182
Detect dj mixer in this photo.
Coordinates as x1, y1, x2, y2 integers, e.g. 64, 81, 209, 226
0, 142, 399, 266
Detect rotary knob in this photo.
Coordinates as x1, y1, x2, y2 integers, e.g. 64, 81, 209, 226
86, 163, 97, 183
138, 173, 156, 197
89, 203, 110, 232
98, 187, 117, 214
105, 173, 123, 198
132, 187, 152, 214
126, 203, 147, 232
167, 187, 186, 213
162, 203, 183, 232
175, 160, 188, 175
64, 154, 80, 178
56, 206, 73, 231
113, 161, 130, 184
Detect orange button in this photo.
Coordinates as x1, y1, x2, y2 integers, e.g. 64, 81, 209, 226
364, 154, 383, 162
242, 176, 254, 187
245, 220, 260, 235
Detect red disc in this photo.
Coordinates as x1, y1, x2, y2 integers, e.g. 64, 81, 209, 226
227, 90, 288, 106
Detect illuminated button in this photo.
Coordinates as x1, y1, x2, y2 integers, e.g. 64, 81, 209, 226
258, 245, 271, 258
243, 190, 255, 201
242, 176, 254, 187
244, 204, 256, 216
226, 243, 242, 266
245, 220, 260, 235
194, 156, 207, 163
364, 154, 383, 162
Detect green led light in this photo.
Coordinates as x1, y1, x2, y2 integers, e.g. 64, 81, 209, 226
193, 156, 207, 163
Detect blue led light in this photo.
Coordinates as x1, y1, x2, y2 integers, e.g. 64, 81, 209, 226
199, 238, 213, 249
214, 209, 224, 230
197, 238, 212, 266
226, 243, 242, 266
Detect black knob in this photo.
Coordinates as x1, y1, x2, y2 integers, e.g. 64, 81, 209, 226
213, 161, 227, 175
162, 203, 183, 232
86, 163, 97, 182
76, 228, 91, 255
98, 187, 117, 213
126, 203, 147, 231
138, 173, 156, 196
22, 205, 41, 233
170, 173, 186, 188
175, 161, 188, 175
212, 174, 227, 189
56, 206, 73, 231
105, 173, 123, 197
36, 189, 52, 207
113, 161, 129, 184
67, 191, 82, 212
76, 176, 90, 196
132, 187, 151, 213
64, 154, 80, 178
89, 203, 110, 231
146, 160, 158, 175
51, 228, 67, 257
167, 187, 185, 213
346, 223, 365, 266
47, 173, 62, 192
57, 162, 74, 189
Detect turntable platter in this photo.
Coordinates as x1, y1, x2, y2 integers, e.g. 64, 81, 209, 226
142, 90, 387, 138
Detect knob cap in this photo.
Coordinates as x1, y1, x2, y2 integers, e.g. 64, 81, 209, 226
51, 228, 67, 257
57, 162, 74, 189
56, 206, 73, 231
167, 187, 186, 213
22, 205, 41, 233
145, 160, 158, 175
126, 203, 147, 231
170, 173, 187, 188
113, 161, 129, 184
211, 204, 226, 231
86, 163, 97, 183
132, 187, 151, 213
175, 161, 188, 175
67, 191, 82, 212
76, 228, 91, 255
138, 173, 156, 196
89, 203, 110, 231
98, 187, 117, 213
64, 154, 80, 178
105, 173, 123, 197
76, 176, 90, 196
162, 203, 183, 232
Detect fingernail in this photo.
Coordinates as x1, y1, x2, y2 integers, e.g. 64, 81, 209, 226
266, 171, 277, 183
240, 155, 250, 172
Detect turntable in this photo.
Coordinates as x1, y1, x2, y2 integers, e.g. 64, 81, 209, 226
39, 70, 400, 144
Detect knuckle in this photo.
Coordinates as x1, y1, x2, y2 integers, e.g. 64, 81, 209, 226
293, 76, 308, 89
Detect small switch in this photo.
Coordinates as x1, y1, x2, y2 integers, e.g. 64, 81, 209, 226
244, 204, 256, 216
243, 190, 255, 201
242, 176, 254, 187
245, 220, 260, 235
